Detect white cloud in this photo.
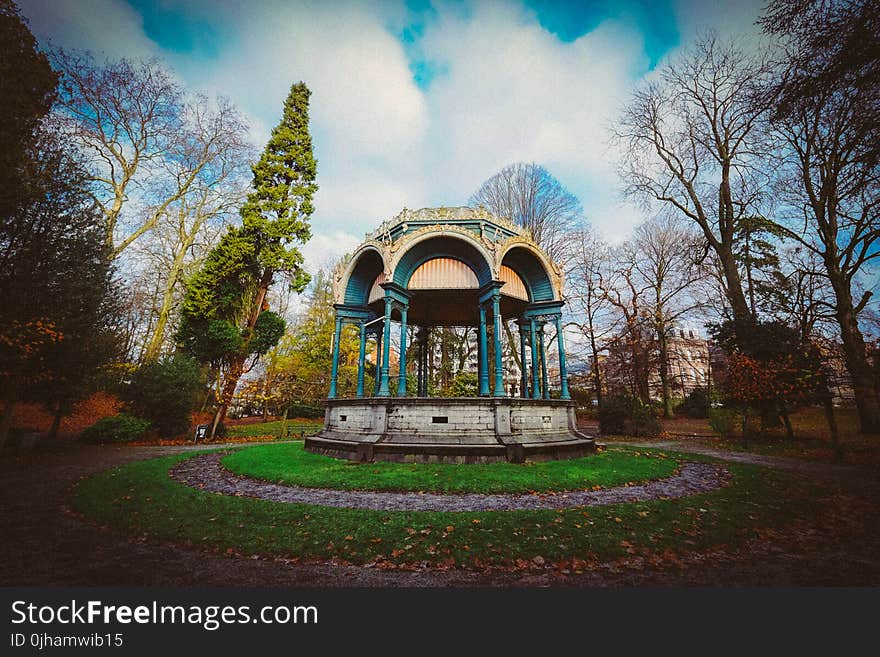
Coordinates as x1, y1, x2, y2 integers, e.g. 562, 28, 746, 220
672, 0, 767, 41
165, 0, 656, 241
20, 0, 771, 253
415, 2, 650, 238
19, 0, 158, 59
301, 230, 361, 275
193, 1, 428, 236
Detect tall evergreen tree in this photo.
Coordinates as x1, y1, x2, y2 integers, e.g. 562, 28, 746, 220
177, 82, 317, 438
0, 0, 57, 220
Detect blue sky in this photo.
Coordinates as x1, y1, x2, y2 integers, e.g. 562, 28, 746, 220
20, 0, 767, 271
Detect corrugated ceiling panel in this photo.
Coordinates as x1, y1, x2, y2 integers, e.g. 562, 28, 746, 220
409, 258, 479, 289
499, 265, 529, 300
367, 273, 387, 303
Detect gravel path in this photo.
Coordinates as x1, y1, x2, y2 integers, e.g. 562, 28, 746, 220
170, 452, 729, 511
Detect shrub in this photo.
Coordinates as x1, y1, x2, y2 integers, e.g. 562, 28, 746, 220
677, 389, 710, 418
123, 356, 203, 438
451, 371, 478, 397
80, 414, 151, 444
286, 403, 323, 419
598, 394, 660, 437
568, 386, 595, 410
709, 408, 739, 437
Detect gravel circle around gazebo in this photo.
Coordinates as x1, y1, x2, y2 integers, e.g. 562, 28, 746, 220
170, 452, 730, 512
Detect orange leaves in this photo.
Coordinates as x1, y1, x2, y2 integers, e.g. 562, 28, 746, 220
7, 392, 122, 435
62, 392, 122, 434
0, 318, 64, 383
726, 351, 818, 406
0, 318, 63, 352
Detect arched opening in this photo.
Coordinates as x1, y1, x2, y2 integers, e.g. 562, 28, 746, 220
343, 248, 384, 307
500, 245, 556, 302
387, 235, 493, 327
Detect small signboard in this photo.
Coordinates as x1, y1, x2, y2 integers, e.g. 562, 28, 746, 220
194, 424, 209, 443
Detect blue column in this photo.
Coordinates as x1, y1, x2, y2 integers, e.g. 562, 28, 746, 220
373, 327, 383, 395
377, 299, 392, 397
529, 320, 540, 399
397, 305, 408, 396
555, 315, 570, 400
518, 324, 528, 398
478, 304, 489, 396
538, 322, 549, 399
328, 316, 342, 399
492, 294, 505, 397
356, 321, 366, 397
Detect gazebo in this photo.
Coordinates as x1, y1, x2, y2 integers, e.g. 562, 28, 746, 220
305, 207, 596, 463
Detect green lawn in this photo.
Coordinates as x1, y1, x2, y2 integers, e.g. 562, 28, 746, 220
71, 447, 824, 568
225, 420, 322, 439
221, 443, 678, 493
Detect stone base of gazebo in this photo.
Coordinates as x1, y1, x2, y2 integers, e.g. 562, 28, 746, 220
305, 398, 597, 463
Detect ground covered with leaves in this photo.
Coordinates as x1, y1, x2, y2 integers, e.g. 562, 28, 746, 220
71, 446, 826, 571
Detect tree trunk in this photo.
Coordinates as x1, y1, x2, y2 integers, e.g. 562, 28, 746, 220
48, 404, 64, 442
822, 389, 842, 461
828, 270, 880, 434
0, 397, 17, 455
279, 406, 289, 440
207, 275, 272, 440
781, 405, 794, 441
744, 227, 757, 317
657, 326, 673, 419
717, 244, 753, 338
587, 317, 603, 408
142, 251, 187, 362
503, 321, 521, 371
210, 356, 243, 441
636, 339, 650, 404
439, 330, 450, 392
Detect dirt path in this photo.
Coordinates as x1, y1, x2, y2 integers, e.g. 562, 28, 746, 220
618, 439, 880, 499
1, 441, 877, 587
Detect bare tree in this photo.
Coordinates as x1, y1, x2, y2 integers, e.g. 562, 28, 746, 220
629, 216, 706, 417
53, 51, 243, 260
600, 251, 653, 403
772, 246, 837, 344
565, 227, 615, 405
470, 162, 583, 263
763, 62, 880, 433
138, 97, 253, 361
615, 33, 776, 337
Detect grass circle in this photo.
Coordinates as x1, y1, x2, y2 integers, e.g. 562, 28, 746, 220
219, 442, 679, 493
71, 447, 822, 568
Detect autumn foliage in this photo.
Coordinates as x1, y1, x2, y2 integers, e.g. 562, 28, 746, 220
6, 391, 122, 436
725, 352, 819, 408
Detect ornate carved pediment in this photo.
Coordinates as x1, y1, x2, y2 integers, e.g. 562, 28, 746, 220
366, 206, 523, 243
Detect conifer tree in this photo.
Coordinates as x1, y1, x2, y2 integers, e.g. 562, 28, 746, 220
178, 82, 317, 438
